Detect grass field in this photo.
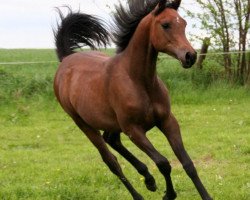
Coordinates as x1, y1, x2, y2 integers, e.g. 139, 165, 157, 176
0, 49, 249, 200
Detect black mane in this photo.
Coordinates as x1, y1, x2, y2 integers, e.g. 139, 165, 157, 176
112, 0, 178, 53
113, 0, 158, 53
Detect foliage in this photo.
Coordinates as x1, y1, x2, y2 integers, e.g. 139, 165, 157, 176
0, 49, 249, 105
186, 0, 250, 84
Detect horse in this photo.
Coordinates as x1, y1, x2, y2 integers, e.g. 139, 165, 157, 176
53, 0, 212, 199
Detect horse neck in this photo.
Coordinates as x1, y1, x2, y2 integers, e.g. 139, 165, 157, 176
122, 15, 158, 87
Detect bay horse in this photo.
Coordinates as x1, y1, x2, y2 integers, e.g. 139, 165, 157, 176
53, 0, 212, 199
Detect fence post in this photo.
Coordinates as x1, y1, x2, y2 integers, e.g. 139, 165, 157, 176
196, 37, 210, 69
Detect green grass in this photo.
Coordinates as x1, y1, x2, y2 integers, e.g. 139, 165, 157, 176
0, 49, 249, 200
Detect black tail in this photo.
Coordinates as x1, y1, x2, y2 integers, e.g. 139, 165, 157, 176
54, 7, 110, 62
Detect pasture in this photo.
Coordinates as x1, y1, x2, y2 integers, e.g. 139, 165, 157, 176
0, 49, 249, 200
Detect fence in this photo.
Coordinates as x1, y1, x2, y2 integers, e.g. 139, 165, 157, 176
0, 50, 249, 66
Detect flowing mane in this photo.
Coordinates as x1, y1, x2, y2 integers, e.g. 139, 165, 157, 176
112, 0, 180, 53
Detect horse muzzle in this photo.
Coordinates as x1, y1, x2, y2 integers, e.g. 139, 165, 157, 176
181, 51, 197, 68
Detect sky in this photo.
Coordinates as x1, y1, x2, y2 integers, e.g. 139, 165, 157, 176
0, 0, 199, 49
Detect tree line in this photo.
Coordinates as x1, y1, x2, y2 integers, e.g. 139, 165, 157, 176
187, 0, 250, 85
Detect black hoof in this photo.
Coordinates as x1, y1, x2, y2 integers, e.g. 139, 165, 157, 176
162, 191, 177, 200
145, 176, 157, 192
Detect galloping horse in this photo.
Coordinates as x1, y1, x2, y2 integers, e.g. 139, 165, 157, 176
54, 0, 212, 199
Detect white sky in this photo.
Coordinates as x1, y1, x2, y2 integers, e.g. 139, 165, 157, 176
0, 0, 199, 49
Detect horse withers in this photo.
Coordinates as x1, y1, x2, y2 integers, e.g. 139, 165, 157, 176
53, 0, 212, 199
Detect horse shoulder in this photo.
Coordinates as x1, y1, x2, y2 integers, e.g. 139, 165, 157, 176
107, 71, 150, 122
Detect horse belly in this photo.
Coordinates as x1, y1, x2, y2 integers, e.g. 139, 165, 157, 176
77, 100, 120, 132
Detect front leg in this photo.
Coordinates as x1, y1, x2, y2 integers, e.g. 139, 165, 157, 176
158, 113, 213, 200
123, 126, 177, 200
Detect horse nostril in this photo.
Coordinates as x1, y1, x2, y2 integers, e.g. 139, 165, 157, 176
185, 52, 197, 66
185, 52, 191, 63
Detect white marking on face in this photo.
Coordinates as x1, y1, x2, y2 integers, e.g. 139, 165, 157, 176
176, 17, 180, 24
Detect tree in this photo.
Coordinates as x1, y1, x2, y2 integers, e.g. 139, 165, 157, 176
234, 0, 250, 83
187, 0, 250, 84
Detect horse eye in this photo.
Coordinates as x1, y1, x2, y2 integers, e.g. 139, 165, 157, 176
162, 23, 170, 29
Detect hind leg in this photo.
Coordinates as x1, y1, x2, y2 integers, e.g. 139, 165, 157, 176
159, 113, 213, 200
103, 131, 157, 191
72, 116, 144, 200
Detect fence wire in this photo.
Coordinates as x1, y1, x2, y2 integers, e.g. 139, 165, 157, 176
0, 50, 249, 66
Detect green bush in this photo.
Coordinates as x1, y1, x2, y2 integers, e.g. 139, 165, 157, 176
0, 49, 249, 106
22, 76, 53, 97
0, 68, 54, 104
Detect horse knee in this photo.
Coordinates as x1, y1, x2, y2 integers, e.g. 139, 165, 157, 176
156, 158, 171, 175
183, 162, 198, 178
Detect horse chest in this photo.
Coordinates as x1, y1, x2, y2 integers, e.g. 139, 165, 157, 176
118, 93, 168, 131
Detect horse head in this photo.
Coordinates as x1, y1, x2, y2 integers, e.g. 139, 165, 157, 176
150, 0, 197, 68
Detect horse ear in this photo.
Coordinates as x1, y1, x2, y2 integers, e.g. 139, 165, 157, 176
159, 0, 167, 8
154, 0, 167, 15
169, 0, 181, 10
